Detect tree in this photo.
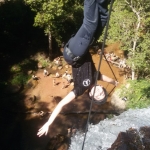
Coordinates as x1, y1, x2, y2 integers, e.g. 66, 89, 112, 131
24, 0, 83, 60
107, 0, 150, 79
124, 0, 150, 80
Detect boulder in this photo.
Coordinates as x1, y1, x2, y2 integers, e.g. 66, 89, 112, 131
37, 62, 43, 69
27, 70, 33, 75
58, 66, 63, 70
108, 127, 150, 150
65, 65, 69, 69
110, 89, 126, 113
23, 94, 36, 109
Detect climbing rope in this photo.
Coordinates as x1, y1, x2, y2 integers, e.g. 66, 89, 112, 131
103, 53, 118, 82
81, 0, 115, 149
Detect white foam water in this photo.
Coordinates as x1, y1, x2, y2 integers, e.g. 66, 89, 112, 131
69, 108, 150, 150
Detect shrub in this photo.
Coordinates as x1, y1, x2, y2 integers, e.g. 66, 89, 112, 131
120, 79, 150, 109
10, 72, 30, 85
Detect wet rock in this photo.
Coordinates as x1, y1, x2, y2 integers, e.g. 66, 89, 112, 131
5, 84, 23, 94
23, 94, 36, 109
27, 70, 33, 75
110, 89, 126, 113
37, 62, 43, 69
52, 66, 57, 70
57, 143, 68, 150
108, 127, 150, 150
140, 126, 150, 150
43, 69, 49, 77
58, 66, 63, 70
26, 80, 38, 89
46, 134, 69, 150
65, 65, 69, 69
48, 64, 53, 68
70, 82, 74, 86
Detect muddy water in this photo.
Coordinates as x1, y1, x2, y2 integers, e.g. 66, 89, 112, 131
0, 45, 125, 150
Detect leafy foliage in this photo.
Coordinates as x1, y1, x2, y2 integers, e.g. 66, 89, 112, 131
107, 2, 135, 45
10, 58, 38, 85
24, 0, 83, 44
107, 0, 150, 79
131, 32, 150, 77
35, 53, 50, 67
120, 79, 150, 109
11, 72, 30, 85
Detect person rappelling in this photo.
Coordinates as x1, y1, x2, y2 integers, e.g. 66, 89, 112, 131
37, 0, 118, 137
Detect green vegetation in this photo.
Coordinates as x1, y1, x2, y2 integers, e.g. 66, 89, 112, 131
40, 59, 49, 68
106, 114, 115, 119
9, 54, 53, 85
10, 72, 30, 85
24, 0, 83, 43
120, 79, 150, 109
106, 0, 150, 109
108, 0, 150, 79
10, 58, 38, 85
35, 53, 50, 68
24, 0, 83, 59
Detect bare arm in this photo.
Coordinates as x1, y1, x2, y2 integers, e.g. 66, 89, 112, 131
100, 74, 118, 86
37, 91, 76, 137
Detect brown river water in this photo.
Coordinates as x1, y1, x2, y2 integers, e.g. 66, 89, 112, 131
0, 43, 126, 150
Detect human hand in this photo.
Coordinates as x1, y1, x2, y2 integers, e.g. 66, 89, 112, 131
115, 81, 119, 86
37, 122, 50, 137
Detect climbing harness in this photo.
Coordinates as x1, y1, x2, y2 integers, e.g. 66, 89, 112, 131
65, 46, 81, 62
81, 0, 115, 149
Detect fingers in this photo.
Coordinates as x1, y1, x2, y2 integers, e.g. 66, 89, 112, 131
37, 129, 47, 137
37, 123, 49, 137
38, 126, 44, 132
37, 131, 43, 137
37, 129, 45, 137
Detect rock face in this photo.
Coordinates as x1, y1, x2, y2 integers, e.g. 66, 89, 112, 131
36, 84, 147, 150
21, 94, 36, 110
5, 84, 24, 94
37, 62, 43, 69
110, 89, 126, 113
69, 108, 150, 150
108, 127, 150, 150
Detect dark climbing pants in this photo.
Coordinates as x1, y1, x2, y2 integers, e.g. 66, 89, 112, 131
63, 0, 109, 65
